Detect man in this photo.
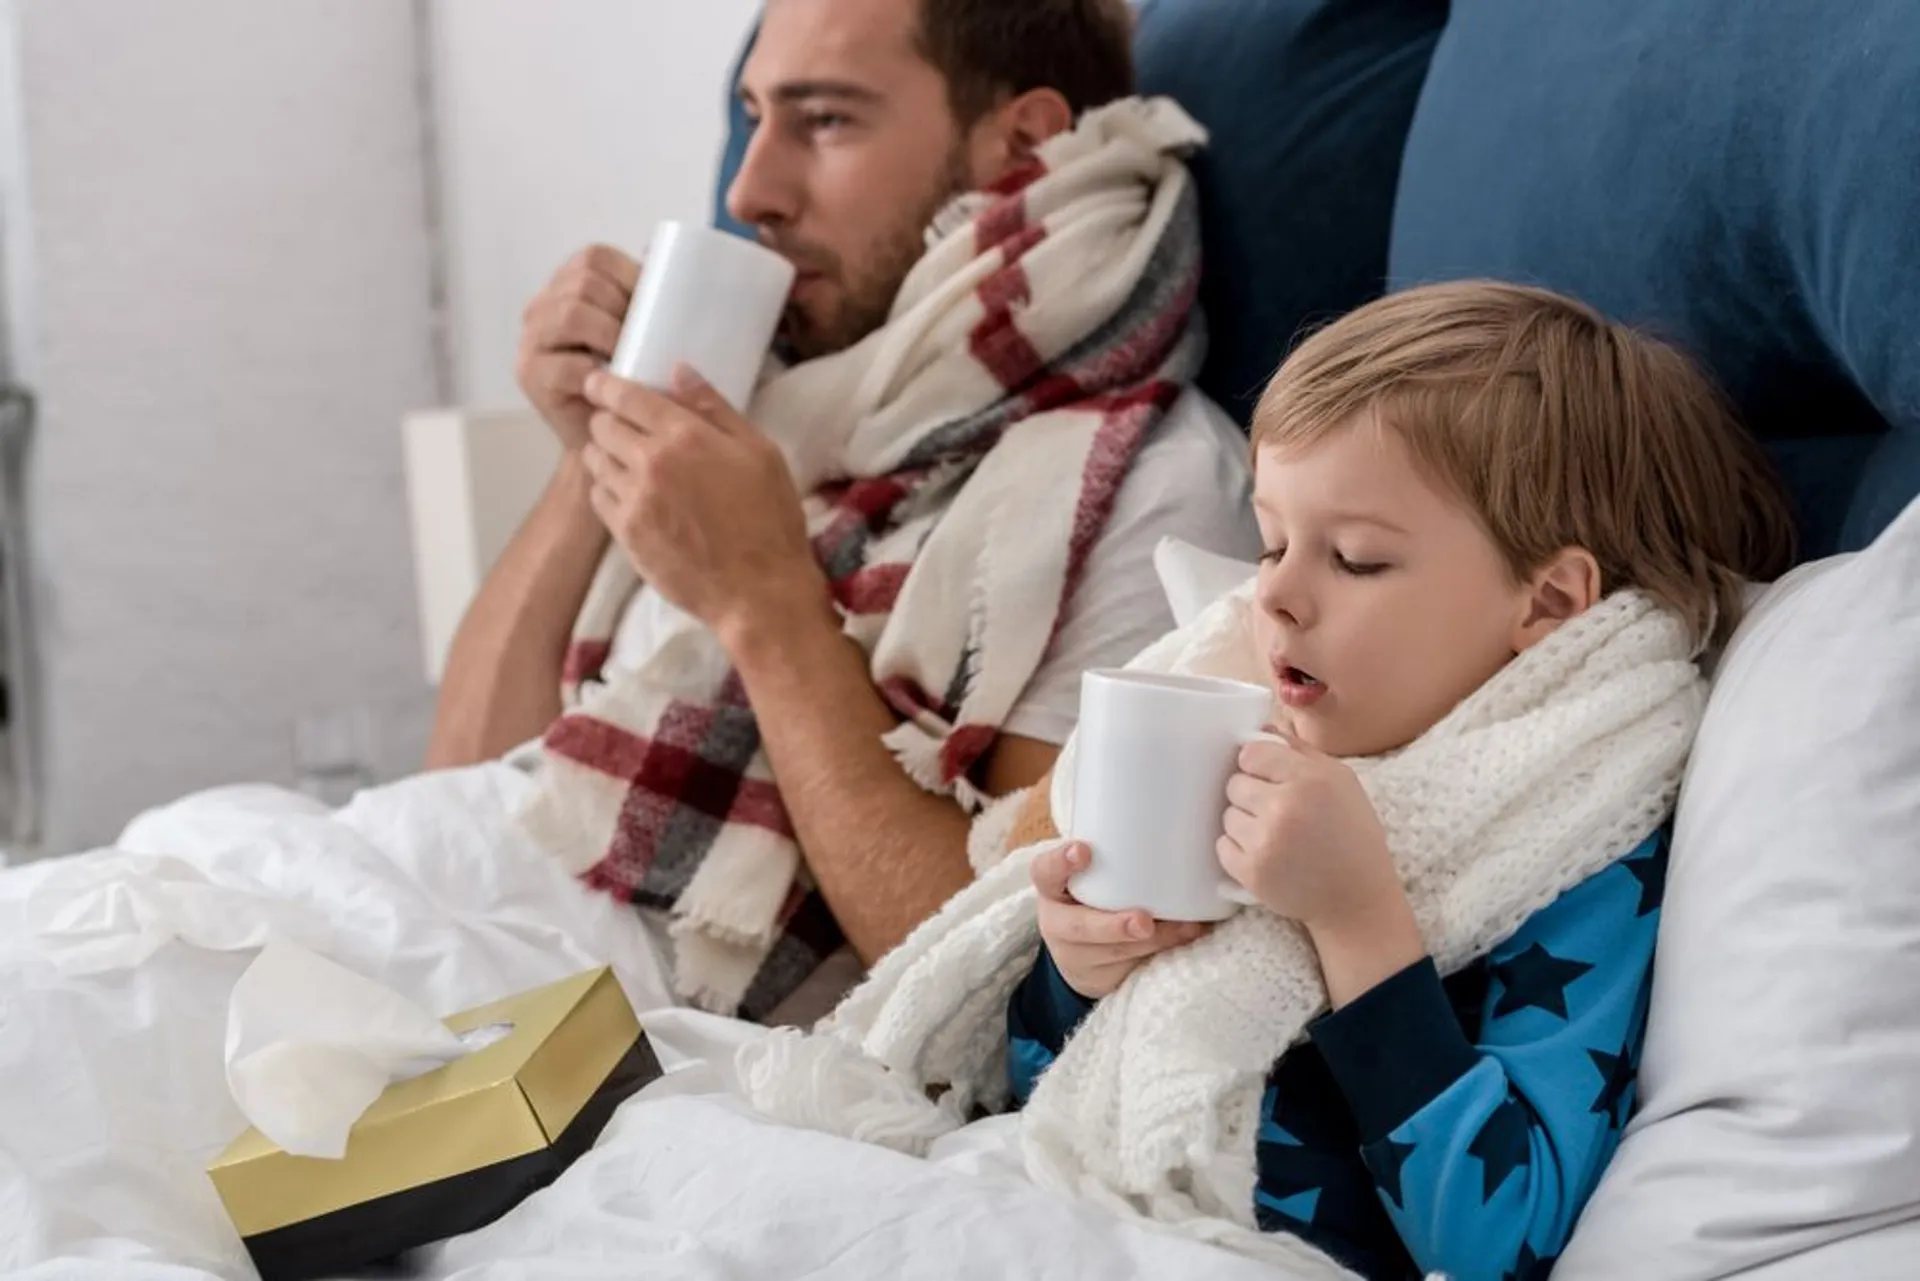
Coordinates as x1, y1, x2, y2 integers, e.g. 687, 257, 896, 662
428, 0, 1258, 1019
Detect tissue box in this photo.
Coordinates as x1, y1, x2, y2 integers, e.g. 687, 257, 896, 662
208, 967, 660, 1281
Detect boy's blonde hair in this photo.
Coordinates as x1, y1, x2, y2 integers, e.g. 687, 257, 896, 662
1252, 281, 1797, 650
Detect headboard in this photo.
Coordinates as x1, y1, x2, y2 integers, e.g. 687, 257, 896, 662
711, 0, 1919, 558
1390, 0, 1920, 557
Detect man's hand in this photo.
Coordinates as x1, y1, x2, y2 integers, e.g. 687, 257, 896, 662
1034, 841, 1212, 999
1220, 735, 1426, 1007
516, 245, 640, 450
578, 364, 827, 647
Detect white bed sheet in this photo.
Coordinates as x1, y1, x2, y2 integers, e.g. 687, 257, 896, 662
0, 764, 1281, 1281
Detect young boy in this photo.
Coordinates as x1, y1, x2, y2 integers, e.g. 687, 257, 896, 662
1009, 282, 1796, 1280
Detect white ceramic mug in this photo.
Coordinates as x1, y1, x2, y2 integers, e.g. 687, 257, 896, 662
609, 221, 796, 411
1067, 669, 1275, 922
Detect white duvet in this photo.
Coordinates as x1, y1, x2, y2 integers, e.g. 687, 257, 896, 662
0, 764, 1279, 1280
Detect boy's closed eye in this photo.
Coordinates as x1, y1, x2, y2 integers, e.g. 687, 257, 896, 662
1258, 544, 1393, 577
1334, 551, 1390, 576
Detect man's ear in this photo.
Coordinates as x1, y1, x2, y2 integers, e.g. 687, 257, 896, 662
1512, 547, 1603, 652
1002, 88, 1074, 158
970, 88, 1074, 183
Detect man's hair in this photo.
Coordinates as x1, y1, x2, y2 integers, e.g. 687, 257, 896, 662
1251, 281, 1798, 651
916, 0, 1136, 126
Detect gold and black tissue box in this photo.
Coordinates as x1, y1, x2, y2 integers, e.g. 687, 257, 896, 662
208, 967, 661, 1281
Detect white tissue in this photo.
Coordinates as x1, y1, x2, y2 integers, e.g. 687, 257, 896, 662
26, 854, 332, 975
1153, 536, 1258, 629
226, 941, 467, 1159
27, 854, 477, 1159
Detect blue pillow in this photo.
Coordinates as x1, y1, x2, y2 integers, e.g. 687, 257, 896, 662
712, 1, 1448, 428
1390, 0, 1920, 557
1134, 0, 1447, 425
713, 32, 755, 240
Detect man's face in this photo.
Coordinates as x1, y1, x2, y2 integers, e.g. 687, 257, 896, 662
730, 0, 979, 360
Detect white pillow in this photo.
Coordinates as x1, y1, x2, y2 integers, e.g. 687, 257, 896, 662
1152, 536, 1258, 628
1558, 497, 1920, 1279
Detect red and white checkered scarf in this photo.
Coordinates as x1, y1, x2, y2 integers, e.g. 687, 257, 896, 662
516, 98, 1209, 1018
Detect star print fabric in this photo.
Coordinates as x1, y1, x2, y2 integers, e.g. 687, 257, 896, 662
1006, 828, 1670, 1281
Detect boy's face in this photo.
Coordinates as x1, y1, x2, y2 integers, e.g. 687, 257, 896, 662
1251, 416, 1539, 758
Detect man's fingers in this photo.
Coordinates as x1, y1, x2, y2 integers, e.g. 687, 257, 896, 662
573, 244, 642, 293
584, 370, 729, 449
521, 351, 600, 400
558, 267, 634, 322
586, 369, 666, 421
585, 479, 619, 524
527, 297, 623, 359
586, 409, 647, 467
667, 363, 745, 434
580, 442, 626, 485
1029, 841, 1087, 903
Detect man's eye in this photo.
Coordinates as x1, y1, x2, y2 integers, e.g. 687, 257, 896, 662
1259, 545, 1286, 564
806, 112, 853, 132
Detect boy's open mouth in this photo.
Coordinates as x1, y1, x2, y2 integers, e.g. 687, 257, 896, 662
1273, 659, 1328, 706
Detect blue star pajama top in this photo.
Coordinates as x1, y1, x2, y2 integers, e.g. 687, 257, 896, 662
1007, 828, 1669, 1281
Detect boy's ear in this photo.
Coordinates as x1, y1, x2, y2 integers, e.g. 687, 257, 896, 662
1513, 547, 1602, 652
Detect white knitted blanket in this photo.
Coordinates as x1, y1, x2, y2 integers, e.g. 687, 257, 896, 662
742, 580, 1704, 1272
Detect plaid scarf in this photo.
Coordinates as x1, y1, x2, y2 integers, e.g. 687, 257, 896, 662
516, 98, 1209, 1019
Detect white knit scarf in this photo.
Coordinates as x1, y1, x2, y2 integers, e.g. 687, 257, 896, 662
742, 581, 1705, 1272
515, 97, 1210, 1018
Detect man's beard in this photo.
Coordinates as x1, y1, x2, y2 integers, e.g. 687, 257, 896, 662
772, 147, 973, 362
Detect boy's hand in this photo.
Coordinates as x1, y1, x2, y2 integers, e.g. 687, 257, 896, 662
1219, 734, 1395, 926
1032, 842, 1211, 999
1220, 735, 1425, 1007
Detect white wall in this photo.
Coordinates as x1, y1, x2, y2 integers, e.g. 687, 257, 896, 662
430, 0, 761, 408
1, 0, 762, 855
12, 0, 442, 853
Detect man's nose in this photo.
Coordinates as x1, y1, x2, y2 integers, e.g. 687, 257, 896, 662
725, 121, 799, 231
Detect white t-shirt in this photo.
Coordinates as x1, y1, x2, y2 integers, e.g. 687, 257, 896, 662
605, 388, 1260, 745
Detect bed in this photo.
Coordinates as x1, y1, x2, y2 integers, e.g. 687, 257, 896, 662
3, 764, 1298, 1279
